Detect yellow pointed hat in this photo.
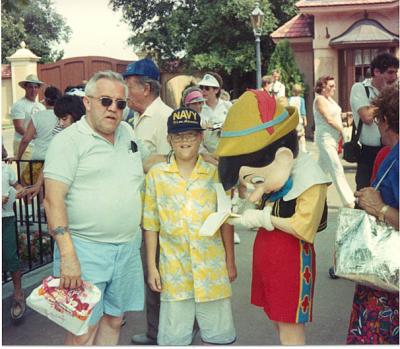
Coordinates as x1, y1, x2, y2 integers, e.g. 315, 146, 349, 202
216, 90, 299, 157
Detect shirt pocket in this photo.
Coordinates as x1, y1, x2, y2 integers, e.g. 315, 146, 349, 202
126, 150, 144, 178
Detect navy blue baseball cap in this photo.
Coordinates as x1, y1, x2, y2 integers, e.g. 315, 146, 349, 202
122, 58, 160, 81
167, 107, 205, 134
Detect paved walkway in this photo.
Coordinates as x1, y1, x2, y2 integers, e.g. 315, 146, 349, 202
2, 139, 358, 345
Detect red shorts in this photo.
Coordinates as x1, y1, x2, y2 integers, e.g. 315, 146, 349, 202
251, 228, 316, 323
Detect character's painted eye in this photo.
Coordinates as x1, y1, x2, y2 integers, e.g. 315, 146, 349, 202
250, 176, 265, 185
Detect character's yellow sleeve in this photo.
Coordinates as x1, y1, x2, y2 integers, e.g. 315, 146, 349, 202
288, 184, 327, 243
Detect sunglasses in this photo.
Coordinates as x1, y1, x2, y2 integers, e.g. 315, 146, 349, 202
373, 117, 381, 125
199, 85, 213, 91
88, 96, 127, 110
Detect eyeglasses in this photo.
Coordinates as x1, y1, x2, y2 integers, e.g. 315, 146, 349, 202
170, 131, 200, 143
87, 96, 127, 110
199, 85, 212, 91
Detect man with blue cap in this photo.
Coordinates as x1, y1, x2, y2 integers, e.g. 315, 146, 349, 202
122, 58, 172, 156
123, 58, 172, 345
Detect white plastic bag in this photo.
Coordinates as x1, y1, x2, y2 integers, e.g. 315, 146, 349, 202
334, 208, 399, 292
27, 276, 101, 335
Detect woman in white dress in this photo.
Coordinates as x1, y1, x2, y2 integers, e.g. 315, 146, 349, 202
313, 76, 355, 207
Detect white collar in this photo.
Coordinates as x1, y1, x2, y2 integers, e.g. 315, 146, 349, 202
283, 152, 331, 201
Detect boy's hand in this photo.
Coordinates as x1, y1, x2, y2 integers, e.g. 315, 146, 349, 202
226, 261, 237, 283
147, 267, 162, 292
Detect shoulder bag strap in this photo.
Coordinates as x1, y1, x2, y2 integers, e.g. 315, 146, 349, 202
351, 85, 370, 142
373, 159, 396, 191
351, 118, 363, 143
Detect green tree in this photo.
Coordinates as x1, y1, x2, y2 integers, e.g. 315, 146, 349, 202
269, 0, 298, 27
1, 0, 71, 63
110, 0, 299, 95
1, 11, 26, 62
267, 39, 306, 97
1, 0, 30, 12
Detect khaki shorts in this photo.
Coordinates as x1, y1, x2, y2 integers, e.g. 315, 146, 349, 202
13, 140, 32, 180
21, 162, 43, 185
158, 297, 236, 345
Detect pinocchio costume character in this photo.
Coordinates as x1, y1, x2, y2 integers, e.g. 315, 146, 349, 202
216, 90, 331, 330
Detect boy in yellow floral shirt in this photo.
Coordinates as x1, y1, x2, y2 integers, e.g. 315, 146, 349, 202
143, 107, 237, 345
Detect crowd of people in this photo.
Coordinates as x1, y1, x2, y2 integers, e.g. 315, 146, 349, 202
2, 52, 398, 345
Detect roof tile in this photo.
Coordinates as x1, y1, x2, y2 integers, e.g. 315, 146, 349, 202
296, 0, 397, 8
2, 64, 11, 79
271, 14, 314, 39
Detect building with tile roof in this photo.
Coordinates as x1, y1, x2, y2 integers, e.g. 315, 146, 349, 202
271, 0, 398, 126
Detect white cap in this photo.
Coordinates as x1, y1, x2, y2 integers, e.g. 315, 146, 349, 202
66, 88, 85, 97
198, 74, 220, 88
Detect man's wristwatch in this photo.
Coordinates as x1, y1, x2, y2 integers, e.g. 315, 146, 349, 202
50, 226, 69, 236
378, 205, 389, 222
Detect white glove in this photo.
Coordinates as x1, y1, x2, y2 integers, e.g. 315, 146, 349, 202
228, 206, 274, 231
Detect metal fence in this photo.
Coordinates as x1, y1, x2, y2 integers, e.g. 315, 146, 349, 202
2, 160, 54, 284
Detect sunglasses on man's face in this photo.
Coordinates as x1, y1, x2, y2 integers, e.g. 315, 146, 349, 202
88, 96, 127, 110
199, 85, 213, 91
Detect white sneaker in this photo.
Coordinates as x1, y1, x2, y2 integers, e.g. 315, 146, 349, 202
234, 232, 240, 244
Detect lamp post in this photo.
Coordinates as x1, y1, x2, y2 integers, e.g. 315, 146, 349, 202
250, 2, 264, 89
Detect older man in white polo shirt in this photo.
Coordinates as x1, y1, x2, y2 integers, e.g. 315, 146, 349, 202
10, 74, 45, 163
43, 71, 145, 346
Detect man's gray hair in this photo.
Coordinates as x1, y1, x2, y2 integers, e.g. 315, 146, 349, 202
85, 70, 128, 98
136, 76, 161, 97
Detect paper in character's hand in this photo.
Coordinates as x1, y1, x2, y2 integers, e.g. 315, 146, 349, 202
199, 184, 240, 236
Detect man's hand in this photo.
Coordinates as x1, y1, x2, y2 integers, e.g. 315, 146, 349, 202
147, 266, 162, 292
229, 206, 274, 230
2, 195, 9, 205
15, 188, 26, 199
4, 156, 16, 164
143, 154, 167, 173
60, 253, 82, 289
25, 184, 41, 200
200, 152, 219, 166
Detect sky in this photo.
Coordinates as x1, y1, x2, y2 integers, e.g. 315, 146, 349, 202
52, 0, 138, 61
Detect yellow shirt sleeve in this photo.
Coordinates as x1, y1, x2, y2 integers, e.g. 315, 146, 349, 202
288, 184, 328, 243
143, 169, 160, 232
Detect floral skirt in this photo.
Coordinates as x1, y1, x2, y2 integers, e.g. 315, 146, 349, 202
346, 284, 399, 344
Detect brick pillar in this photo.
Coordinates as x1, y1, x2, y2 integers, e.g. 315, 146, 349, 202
6, 41, 41, 104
